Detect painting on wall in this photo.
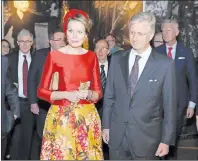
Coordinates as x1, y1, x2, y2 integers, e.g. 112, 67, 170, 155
3, 0, 60, 50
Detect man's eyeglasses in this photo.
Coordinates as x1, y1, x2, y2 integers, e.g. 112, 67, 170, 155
18, 40, 32, 44
154, 41, 164, 43
95, 47, 109, 52
130, 31, 150, 37
52, 38, 67, 42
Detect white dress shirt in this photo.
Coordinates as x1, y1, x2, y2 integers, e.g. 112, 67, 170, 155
129, 46, 152, 79
18, 51, 31, 98
99, 60, 108, 77
166, 41, 177, 60
166, 41, 195, 108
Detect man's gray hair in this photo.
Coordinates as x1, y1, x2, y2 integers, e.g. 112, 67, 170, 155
17, 29, 33, 40
161, 19, 179, 30
128, 12, 156, 33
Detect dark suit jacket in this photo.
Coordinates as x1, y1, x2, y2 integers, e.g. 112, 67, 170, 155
196, 58, 198, 116
95, 56, 111, 118
27, 48, 51, 110
155, 43, 197, 118
102, 49, 177, 157
1, 56, 20, 139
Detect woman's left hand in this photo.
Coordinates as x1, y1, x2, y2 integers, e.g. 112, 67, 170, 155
77, 90, 89, 100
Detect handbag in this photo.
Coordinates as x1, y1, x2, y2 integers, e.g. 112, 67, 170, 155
49, 72, 59, 90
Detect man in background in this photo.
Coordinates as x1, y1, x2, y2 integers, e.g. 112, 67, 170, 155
153, 32, 164, 48
1, 55, 20, 159
155, 19, 197, 159
7, 29, 34, 159
94, 39, 111, 160
105, 34, 123, 56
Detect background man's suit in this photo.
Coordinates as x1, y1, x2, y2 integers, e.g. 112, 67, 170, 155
196, 58, 198, 116
102, 49, 177, 159
1, 55, 20, 159
95, 56, 111, 118
7, 52, 33, 159
95, 56, 111, 160
27, 48, 51, 159
155, 43, 197, 136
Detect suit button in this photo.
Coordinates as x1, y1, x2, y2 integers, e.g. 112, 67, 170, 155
129, 107, 132, 110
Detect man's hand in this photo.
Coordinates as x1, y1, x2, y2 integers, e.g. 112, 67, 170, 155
155, 143, 169, 157
30, 103, 39, 115
102, 129, 109, 144
14, 115, 18, 120
186, 107, 194, 118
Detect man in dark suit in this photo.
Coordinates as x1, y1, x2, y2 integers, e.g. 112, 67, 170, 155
7, 29, 34, 159
195, 58, 198, 131
95, 39, 111, 118
27, 28, 66, 159
94, 39, 111, 160
102, 12, 177, 160
155, 19, 197, 158
1, 55, 20, 159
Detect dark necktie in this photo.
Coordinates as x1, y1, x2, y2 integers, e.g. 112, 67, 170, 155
23, 55, 28, 97
168, 47, 173, 59
100, 65, 106, 90
129, 55, 141, 97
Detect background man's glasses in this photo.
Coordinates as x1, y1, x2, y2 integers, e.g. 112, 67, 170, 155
18, 40, 32, 44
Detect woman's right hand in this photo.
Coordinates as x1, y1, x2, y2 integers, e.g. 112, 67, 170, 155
65, 91, 80, 103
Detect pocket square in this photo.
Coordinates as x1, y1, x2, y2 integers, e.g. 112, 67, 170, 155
149, 79, 158, 82
178, 57, 185, 59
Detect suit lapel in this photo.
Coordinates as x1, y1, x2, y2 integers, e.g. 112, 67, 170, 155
107, 56, 111, 70
119, 49, 131, 91
161, 44, 167, 56
13, 53, 19, 83
174, 43, 181, 69
30, 52, 33, 58
132, 50, 156, 96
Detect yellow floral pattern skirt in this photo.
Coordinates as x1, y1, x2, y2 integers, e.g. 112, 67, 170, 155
40, 104, 103, 160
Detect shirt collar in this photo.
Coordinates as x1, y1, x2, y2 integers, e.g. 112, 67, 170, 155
99, 60, 108, 66
19, 50, 31, 58
131, 46, 152, 59
166, 41, 177, 50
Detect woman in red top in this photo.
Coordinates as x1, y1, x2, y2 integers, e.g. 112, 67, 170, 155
37, 9, 103, 160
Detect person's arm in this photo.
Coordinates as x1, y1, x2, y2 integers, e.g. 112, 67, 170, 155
161, 60, 177, 146
37, 52, 76, 103
89, 54, 103, 103
186, 48, 197, 108
4, 56, 20, 118
37, 52, 65, 102
4, 15, 13, 37
5, 75, 20, 119
28, 51, 40, 104
102, 55, 116, 129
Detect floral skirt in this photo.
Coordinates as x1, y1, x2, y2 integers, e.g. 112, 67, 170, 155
40, 103, 103, 160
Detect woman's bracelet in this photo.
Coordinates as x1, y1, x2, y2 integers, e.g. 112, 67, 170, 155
86, 90, 93, 100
